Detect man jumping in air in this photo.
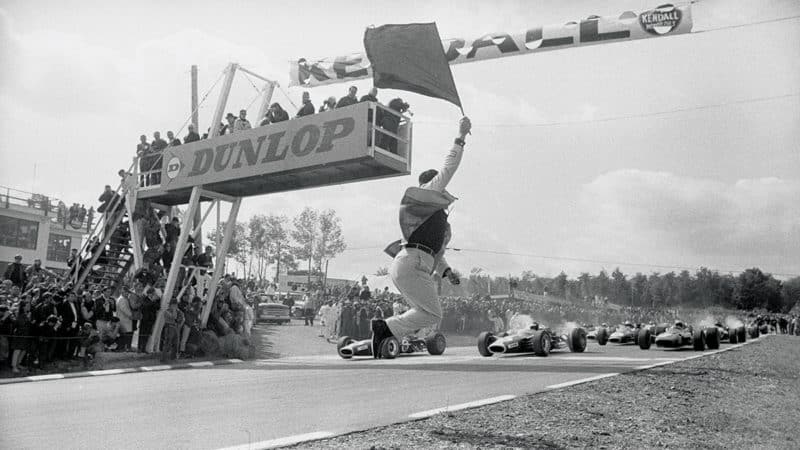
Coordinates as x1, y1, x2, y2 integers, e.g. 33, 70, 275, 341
371, 116, 472, 358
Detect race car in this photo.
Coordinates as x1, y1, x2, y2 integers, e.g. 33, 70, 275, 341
586, 323, 604, 341
336, 332, 446, 359
713, 322, 747, 344
599, 322, 640, 345
638, 321, 720, 351
477, 323, 587, 357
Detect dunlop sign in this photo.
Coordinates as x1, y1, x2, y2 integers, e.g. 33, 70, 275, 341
161, 103, 368, 191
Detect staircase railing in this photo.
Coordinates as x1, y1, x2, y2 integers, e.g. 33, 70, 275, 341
71, 159, 137, 288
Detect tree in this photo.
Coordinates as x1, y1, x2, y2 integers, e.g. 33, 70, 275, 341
594, 270, 610, 299
249, 213, 292, 282
782, 277, 800, 312
630, 273, 648, 307
734, 268, 783, 311
610, 268, 629, 305
550, 272, 568, 298
375, 267, 389, 276
314, 209, 347, 271
291, 207, 319, 279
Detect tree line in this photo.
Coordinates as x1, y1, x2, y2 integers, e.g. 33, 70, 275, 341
207, 207, 346, 282
450, 267, 800, 313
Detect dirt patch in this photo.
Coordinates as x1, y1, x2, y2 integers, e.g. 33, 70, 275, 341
289, 336, 800, 449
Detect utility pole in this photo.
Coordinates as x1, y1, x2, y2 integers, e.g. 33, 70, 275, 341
191, 65, 203, 251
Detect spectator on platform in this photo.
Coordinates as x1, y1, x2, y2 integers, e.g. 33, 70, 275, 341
296, 91, 315, 117
184, 124, 200, 143
360, 87, 378, 103
97, 185, 120, 214
223, 113, 237, 135
167, 131, 181, 146
25, 259, 57, 287
377, 98, 410, 154
150, 132, 167, 185
267, 103, 289, 124
3, 255, 27, 289
164, 217, 180, 247
319, 96, 336, 113
235, 109, 252, 132
336, 85, 358, 108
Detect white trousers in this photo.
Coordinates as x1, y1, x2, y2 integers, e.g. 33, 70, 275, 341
386, 248, 442, 337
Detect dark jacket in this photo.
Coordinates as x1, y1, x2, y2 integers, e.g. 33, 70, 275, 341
296, 101, 315, 117
3, 263, 26, 288
336, 95, 358, 109
184, 131, 200, 144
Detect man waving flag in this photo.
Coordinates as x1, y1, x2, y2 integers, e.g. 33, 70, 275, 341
364, 22, 463, 112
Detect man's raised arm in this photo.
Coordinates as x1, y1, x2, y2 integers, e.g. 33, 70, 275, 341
422, 117, 472, 193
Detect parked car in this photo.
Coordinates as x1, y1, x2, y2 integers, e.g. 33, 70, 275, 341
255, 302, 291, 324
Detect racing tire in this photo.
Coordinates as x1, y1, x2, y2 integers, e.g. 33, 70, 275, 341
705, 327, 720, 350
477, 332, 495, 357
531, 330, 552, 357
737, 326, 746, 343
729, 331, 738, 345
748, 326, 759, 339
692, 329, 706, 351
337, 336, 356, 359
379, 336, 401, 359
638, 328, 652, 350
596, 328, 609, 346
425, 333, 447, 356
568, 327, 587, 353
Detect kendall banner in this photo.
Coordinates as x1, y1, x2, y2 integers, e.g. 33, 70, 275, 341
289, 4, 692, 87
160, 104, 369, 192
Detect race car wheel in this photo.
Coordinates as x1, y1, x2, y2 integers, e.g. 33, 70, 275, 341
532, 330, 552, 356
425, 333, 447, 356
729, 331, 738, 344
379, 336, 401, 359
737, 326, 747, 343
568, 327, 587, 353
337, 336, 355, 359
748, 326, 759, 339
596, 328, 609, 346
477, 332, 495, 357
705, 327, 720, 350
638, 328, 652, 350
692, 329, 706, 351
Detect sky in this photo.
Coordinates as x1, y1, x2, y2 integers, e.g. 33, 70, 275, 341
0, 0, 798, 281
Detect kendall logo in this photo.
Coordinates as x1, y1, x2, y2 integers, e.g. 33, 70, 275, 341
166, 156, 182, 180
639, 4, 682, 35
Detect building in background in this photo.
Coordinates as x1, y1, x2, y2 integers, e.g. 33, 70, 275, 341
0, 185, 88, 274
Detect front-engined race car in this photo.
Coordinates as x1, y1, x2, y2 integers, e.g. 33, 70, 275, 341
336, 333, 446, 359
477, 324, 587, 357
638, 322, 720, 351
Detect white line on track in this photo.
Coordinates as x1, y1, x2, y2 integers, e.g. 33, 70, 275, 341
558, 356, 678, 362
27, 374, 64, 381
187, 361, 214, 367
217, 431, 335, 450
141, 365, 172, 371
87, 369, 127, 376
408, 395, 517, 419
546, 373, 620, 390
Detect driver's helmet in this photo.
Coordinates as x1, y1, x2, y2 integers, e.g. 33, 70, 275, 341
715, 322, 723, 328
623, 321, 633, 328
529, 322, 540, 330
601, 323, 608, 328
674, 320, 685, 329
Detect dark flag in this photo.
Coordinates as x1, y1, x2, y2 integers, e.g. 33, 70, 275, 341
364, 23, 462, 111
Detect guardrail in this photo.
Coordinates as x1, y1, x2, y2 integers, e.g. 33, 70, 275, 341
0, 185, 94, 232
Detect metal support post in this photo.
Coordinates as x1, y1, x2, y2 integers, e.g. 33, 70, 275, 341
209, 63, 238, 139
148, 186, 201, 352
200, 197, 241, 327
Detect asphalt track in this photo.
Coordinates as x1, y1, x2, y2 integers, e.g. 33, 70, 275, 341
0, 340, 746, 450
